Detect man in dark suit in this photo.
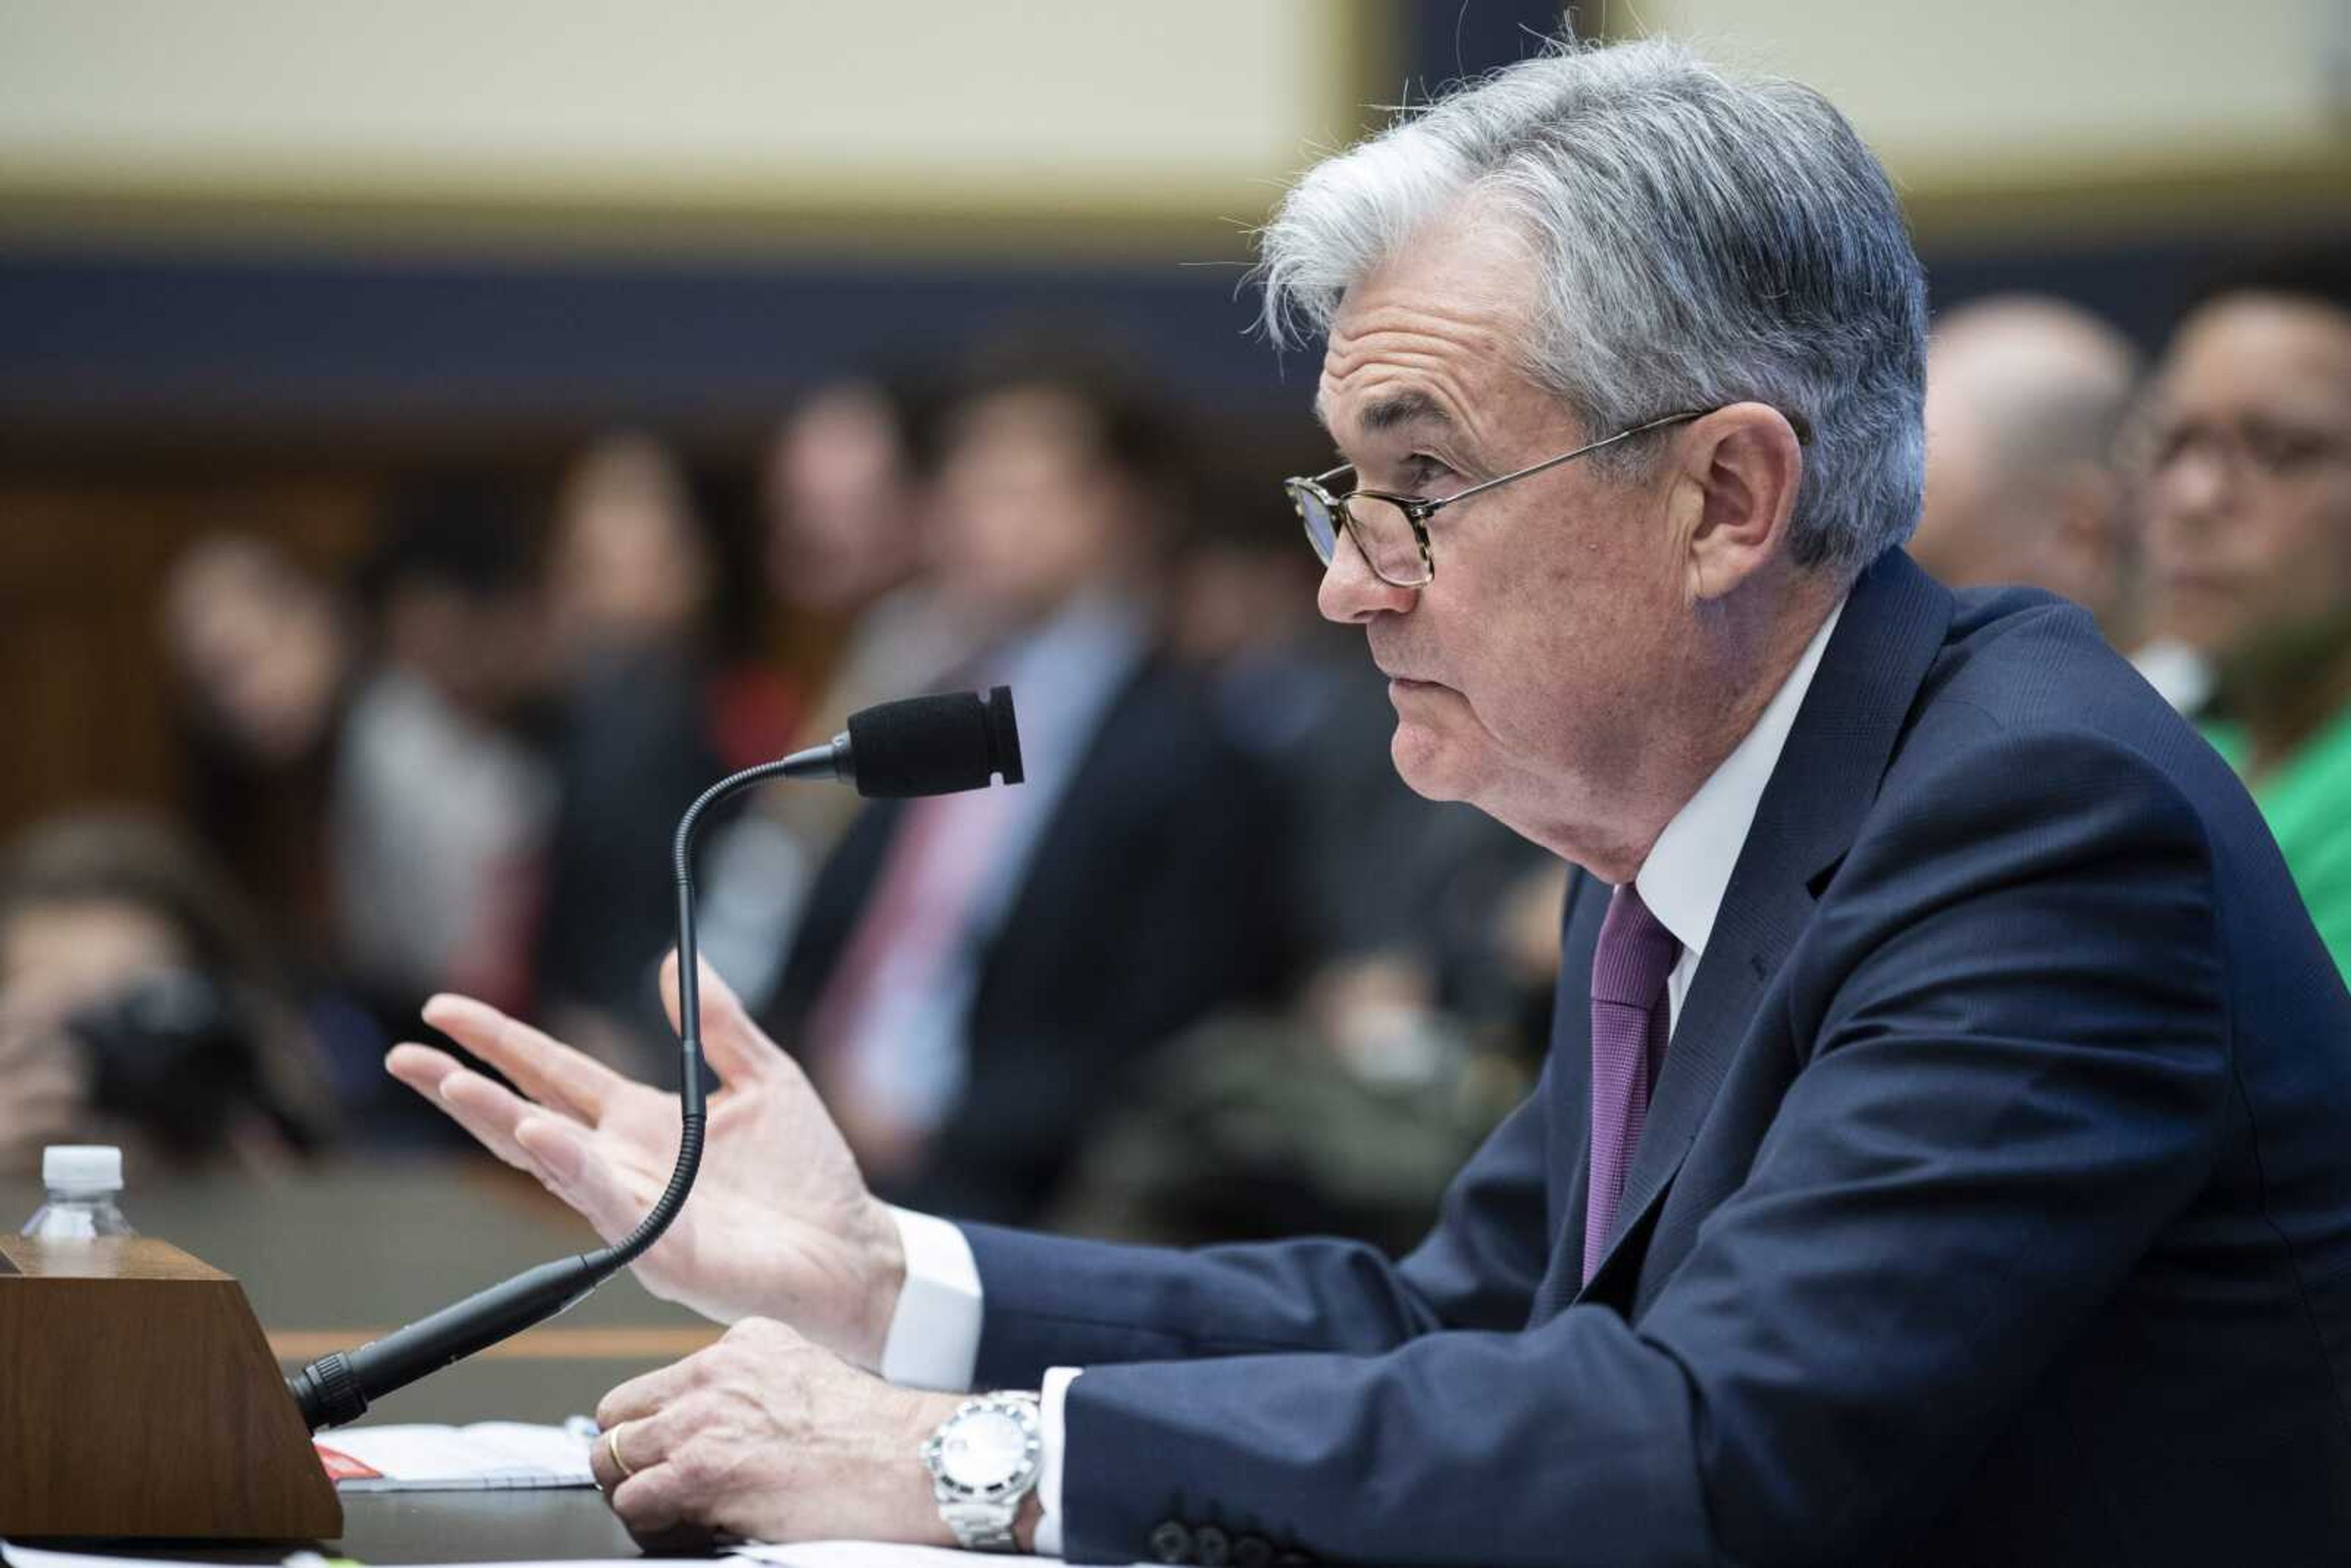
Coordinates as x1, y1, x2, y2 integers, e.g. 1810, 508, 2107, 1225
768, 658, 1286, 1228
389, 36, 2351, 1566
762, 351, 1287, 1226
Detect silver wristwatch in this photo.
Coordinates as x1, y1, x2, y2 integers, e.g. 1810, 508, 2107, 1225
919, 1391, 1043, 1552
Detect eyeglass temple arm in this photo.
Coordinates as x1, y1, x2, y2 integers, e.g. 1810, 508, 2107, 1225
1436, 410, 1710, 509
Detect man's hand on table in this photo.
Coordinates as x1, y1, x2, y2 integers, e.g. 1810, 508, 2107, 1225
588, 1317, 1035, 1550
385, 953, 907, 1370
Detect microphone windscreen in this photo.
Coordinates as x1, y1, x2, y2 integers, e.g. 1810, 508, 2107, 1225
844, 688, 1024, 798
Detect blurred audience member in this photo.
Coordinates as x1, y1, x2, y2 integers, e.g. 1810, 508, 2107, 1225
334, 480, 553, 1022
763, 380, 954, 702
544, 432, 716, 664
162, 534, 356, 964
0, 811, 337, 1176
2144, 252, 2351, 975
764, 350, 1288, 1225
695, 380, 966, 1012
534, 433, 782, 1069
1913, 298, 2146, 615
1914, 295, 2216, 711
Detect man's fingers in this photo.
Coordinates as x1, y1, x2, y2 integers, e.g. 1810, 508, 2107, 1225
589, 1415, 660, 1495
514, 1116, 662, 1241
416, 1062, 563, 1172
384, 1042, 461, 1097
587, 1400, 698, 1495
596, 1356, 702, 1431
609, 1466, 690, 1538
659, 953, 779, 1088
421, 993, 629, 1123
388, 1043, 521, 1163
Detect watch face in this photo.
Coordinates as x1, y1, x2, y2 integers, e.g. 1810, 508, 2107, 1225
942, 1409, 1030, 1491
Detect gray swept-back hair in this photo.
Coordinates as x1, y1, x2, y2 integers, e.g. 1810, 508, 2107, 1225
1257, 38, 1928, 577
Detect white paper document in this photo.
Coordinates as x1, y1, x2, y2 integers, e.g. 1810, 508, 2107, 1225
310, 1419, 596, 1491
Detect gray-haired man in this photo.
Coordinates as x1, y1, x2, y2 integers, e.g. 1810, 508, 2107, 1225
394, 38, 2351, 1566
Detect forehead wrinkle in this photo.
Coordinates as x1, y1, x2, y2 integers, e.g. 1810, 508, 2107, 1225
1321, 296, 1520, 460
1320, 351, 1496, 462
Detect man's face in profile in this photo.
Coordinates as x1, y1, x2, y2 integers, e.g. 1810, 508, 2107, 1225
1312, 210, 1688, 846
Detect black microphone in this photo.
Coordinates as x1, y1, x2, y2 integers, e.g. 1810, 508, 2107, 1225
288, 686, 1024, 1431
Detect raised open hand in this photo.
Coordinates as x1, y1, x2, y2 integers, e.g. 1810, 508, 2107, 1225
384, 954, 904, 1370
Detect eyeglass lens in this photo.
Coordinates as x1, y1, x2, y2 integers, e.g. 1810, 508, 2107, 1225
1291, 485, 1428, 586
1340, 495, 1430, 584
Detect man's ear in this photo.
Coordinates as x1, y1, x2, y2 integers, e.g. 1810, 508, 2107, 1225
1677, 403, 1805, 603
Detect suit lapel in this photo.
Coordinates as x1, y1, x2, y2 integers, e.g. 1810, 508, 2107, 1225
1575, 550, 1957, 1297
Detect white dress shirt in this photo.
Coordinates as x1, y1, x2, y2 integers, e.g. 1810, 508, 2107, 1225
877, 598, 1847, 1556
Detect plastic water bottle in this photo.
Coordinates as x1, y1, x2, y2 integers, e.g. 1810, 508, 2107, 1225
20, 1145, 135, 1240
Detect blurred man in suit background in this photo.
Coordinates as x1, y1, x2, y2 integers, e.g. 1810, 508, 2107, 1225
763, 351, 1290, 1226
1910, 297, 2144, 625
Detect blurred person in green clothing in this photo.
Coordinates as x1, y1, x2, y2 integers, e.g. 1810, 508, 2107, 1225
2143, 253, 2351, 973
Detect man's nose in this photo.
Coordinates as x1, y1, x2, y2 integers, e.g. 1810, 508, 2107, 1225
1316, 529, 1421, 625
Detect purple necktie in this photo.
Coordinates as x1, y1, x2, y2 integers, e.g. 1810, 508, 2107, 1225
1584, 883, 1681, 1285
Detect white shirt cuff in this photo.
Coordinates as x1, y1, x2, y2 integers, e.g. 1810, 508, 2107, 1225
1036, 1366, 1082, 1557
879, 1206, 983, 1392
877, 1209, 1078, 1557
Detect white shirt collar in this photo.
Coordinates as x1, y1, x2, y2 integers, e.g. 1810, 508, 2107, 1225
1634, 596, 1846, 965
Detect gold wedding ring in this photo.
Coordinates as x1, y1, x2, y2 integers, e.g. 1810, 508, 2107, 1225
606, 1424, 635, 1481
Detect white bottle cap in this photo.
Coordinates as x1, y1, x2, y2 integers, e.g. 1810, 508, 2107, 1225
42, 1145, 123, 1192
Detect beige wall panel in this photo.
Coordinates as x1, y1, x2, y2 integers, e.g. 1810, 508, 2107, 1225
1631, 0, 2346, 187
0, 0, 1366, 212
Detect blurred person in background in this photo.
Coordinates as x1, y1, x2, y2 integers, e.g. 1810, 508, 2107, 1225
2144, 252, 2351, 975
162, 532, 426, 1134
691, 379, 967, 1014
543, 431, 717, 668
762, 378, 961, 709
333, 479, 553, 1025
163, 533, 356, 970
533, 432, 777, 1071
0, 811, 337, 1176
760, 348, 1289, 1225
1906, 297, 2195, 693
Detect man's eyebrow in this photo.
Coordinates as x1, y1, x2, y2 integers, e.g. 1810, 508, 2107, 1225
1310, 387, 1457, 446
1359, 389, 1454, 435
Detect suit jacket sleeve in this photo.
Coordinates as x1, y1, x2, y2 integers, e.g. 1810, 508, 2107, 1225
1024, 730, 2232, 1567
967, 1057, 1556, 1384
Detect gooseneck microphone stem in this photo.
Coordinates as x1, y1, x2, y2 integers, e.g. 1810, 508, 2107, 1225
287, 690, 1016, 1433
287, 738, 853, 1431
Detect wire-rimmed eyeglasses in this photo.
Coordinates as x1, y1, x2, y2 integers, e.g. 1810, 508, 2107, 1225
1284, 409, 1715, 589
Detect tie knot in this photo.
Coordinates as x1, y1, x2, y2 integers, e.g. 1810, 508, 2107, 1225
1592, 883, 1679, 1008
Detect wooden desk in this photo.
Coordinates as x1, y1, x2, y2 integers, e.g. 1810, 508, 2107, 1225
0, 1160, 721, 1425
